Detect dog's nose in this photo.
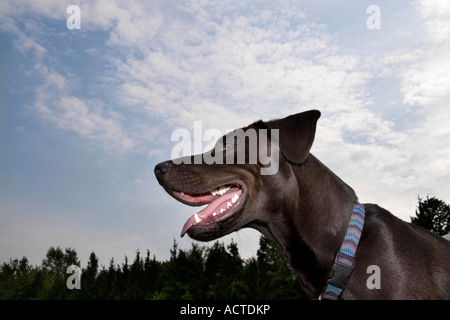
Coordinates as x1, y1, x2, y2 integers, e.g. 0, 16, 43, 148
154, 161, 170, 178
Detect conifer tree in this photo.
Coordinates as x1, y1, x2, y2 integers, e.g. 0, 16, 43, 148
411, 195, 450, 236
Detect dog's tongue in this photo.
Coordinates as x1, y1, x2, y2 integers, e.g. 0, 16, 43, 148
180, 189, 242, 237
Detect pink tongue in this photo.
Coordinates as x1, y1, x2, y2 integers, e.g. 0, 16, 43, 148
180, 189, 242, 237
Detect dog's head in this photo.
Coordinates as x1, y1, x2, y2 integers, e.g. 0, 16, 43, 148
154, 110, 321, 241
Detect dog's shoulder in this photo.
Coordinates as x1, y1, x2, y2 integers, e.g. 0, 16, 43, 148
362, 203, 450, 251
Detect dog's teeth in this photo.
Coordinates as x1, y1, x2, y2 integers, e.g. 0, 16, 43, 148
227, 201, 232, 208
218, 186, 230, 195
212, 212, 217, 216
194, 213, 202, 224
211, 186, 231, 196
231, 194, 239, 204
220, 208, 224, 213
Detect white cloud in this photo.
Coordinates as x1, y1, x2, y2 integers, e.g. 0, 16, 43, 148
312, 1, 450, 221
395, 2, 450, 110
59, 96, 136, 151
111, 2, 372, 134
394, 2, 450, 201
81, 0, 164, 50
416, 0, 450, 45
2, 2, 138, 153
30, 65, 135, 152
4, 0, 374, 148
400, 49, 450, 108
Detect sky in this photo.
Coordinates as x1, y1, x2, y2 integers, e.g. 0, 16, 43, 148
1, 0, 449, 267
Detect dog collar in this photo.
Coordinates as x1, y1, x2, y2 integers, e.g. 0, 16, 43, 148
320, 202, 366, 300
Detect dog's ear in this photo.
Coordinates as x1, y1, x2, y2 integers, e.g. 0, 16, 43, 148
266, 110, 321, 165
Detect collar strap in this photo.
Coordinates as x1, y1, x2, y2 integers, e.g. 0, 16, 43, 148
321, 202, 366, 300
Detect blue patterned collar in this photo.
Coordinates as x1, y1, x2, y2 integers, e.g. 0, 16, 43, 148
321, 202, 366, 300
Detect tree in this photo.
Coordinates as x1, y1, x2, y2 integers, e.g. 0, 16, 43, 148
41, 246, 80, 299
143, 250, 161, 299
96, 258, 120, 299
155, 241, 206, 299
0, 257, 37, 299
78, 252, 99, 299
0, 237, 312, 300
204, 240, 246, 299
255, 236, 306, 299
411, 195, 450, 236
128, 250, 145, 299
42, 247, 80, 275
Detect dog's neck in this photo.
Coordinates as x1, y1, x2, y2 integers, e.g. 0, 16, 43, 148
261, 153, 358, 298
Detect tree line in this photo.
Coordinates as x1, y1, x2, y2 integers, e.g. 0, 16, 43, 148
0, 236, 306, 300
1, 195, 448, 300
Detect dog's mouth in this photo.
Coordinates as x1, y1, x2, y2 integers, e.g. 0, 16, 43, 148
170, 181, 246, 238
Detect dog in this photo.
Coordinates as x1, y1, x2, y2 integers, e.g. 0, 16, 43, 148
154, 110, 450, 299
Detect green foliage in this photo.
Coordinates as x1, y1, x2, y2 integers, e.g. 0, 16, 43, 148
411, 195, 450, 236
0, 236, 306, 300
255, 236, 306, 299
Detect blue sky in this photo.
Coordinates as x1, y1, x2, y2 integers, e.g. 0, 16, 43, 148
1, 0, 449, 267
